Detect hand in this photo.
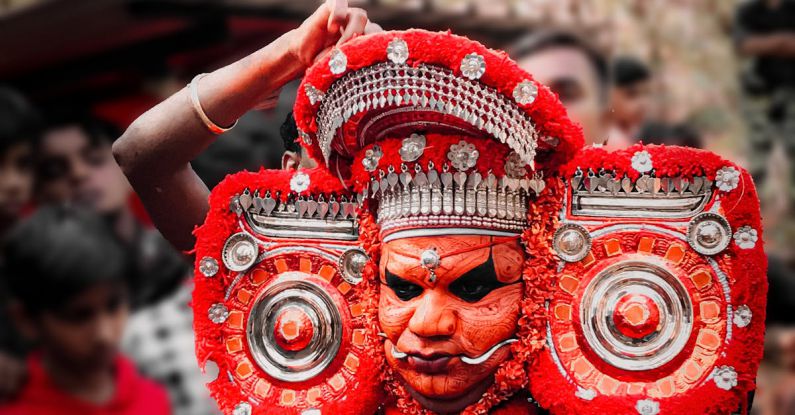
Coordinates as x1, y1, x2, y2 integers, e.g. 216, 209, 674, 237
288, 0, 382, 69
0, 352, 26, 401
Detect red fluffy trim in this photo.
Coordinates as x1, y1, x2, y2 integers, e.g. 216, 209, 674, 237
294, 29, 583, 177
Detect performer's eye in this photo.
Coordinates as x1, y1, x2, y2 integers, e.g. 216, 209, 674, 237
385, 270, 423, 301
449, 256, 506, 303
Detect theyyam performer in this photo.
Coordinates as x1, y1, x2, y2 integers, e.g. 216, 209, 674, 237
114, 1, 768, 414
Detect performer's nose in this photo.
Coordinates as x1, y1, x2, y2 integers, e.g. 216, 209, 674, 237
407, 291, 456, 338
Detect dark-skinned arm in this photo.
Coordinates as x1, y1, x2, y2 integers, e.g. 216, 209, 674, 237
113, 0, 379, 252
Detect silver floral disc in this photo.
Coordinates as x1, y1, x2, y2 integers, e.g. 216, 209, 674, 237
361, 145, 383, 172
581, 261, 693, 372
631, 150, 653, 173
232, 402, 252, 415
712, 365, 738, 390
399, 133, 426, 162
328, 49, 348, 75
247, 278, 342, 382
208, 303, 229, 324
199, 257, 219, 277
222, 232, 259, 272
733, 304, 752, 328
304, 84, 325, 105
513, 80, 538, 105
636, 399, 660, 415
386, 38, 409, 64
575, 386, 596, 401
687, 212, 731, 256
733, 226, 758, 250
460, 53, 486, 80
553, 223, 591, 262
447, 140, 479, 171
504, 151, 527, 178
338, 248, 369, 285
715, 166, 740, 192
290, 171, 311, 193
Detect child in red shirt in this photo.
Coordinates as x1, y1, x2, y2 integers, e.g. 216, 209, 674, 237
0, 206, 170, 415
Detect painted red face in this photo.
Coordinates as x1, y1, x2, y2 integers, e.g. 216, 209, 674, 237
379, 235, 524, 413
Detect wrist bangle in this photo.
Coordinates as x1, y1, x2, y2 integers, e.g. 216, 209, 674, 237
189, 73, 238, 135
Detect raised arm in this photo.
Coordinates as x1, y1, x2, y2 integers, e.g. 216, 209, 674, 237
113, 0, 379, 252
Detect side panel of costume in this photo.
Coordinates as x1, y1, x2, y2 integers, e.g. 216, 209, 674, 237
192, 168, 382, 415
531, 145, 766, 415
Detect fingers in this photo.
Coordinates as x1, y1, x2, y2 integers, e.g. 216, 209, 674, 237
337, 8, 369, 45
365, 21, 383, 35
327, 0, 348, 34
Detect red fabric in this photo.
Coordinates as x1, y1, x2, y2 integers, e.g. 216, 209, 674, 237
0, 354, 171, 415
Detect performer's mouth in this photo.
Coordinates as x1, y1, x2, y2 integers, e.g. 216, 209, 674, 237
406, 353, 453, 374
390, 338, 518, 373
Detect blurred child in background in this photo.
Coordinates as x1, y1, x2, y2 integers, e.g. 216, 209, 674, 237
0, 206, 170, 415
609, 56, 653, 146
0, 86, 39, 401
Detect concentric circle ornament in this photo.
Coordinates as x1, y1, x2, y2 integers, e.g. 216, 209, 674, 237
247, 278, 343, 383
553, 223, 591, 262
222, 232, 259, 272
532, 227, 760, 414
338, 248, 368, 285
580, 262, 693, 371
687, 212, 731, 256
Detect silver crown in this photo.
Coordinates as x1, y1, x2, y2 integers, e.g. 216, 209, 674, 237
314, 62, 544, 166
363, 163, 544, 239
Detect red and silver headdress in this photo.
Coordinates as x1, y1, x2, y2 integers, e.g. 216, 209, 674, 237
192, 29, 766, 415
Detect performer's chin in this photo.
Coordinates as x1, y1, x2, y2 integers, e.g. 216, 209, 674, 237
404, 376, 493, 415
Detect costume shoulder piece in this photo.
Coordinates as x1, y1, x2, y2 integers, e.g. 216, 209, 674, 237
531, 144, 766, 414
192, 29, 766, 415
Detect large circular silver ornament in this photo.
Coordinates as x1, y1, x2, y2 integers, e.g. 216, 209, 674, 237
247, 277, 343, 383
222, 232, 259, 272
338, 248, 369, 285
687, 212, 731, 256
580, 261, 693, 372
553, 223, 592, 262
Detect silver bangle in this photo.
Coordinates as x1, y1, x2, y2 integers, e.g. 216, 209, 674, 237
189, 73, 237, 135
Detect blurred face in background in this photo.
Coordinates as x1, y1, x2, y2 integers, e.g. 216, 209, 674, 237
29, 282, 129, 373
37, 125, 132, 215
611, 79, 652, 134
518, 47, 607, 146
0, 142, 33, 221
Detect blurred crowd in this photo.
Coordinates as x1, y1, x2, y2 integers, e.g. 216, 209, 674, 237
0, 0, 793, 414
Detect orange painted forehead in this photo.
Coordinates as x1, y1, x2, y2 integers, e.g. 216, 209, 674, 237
380, 235, 524, 285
